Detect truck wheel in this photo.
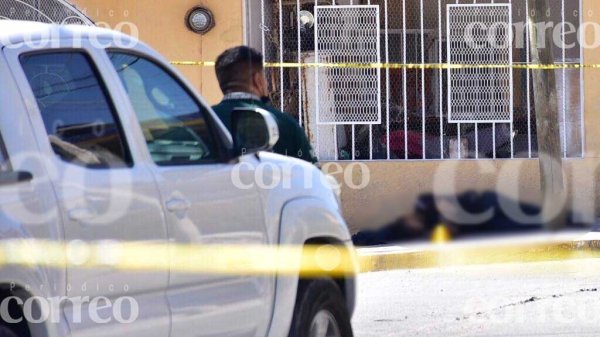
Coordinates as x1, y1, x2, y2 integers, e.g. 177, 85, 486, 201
288, 278, 353, 337
0, 294, 30, 337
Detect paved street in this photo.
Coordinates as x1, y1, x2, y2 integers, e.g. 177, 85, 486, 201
353, 258, 600, 336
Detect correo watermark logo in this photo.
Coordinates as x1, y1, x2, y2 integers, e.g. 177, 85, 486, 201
0, 20, 141, 50
463, 19, 600, 50
230, 160, 370, 191
0, 295, 139, 324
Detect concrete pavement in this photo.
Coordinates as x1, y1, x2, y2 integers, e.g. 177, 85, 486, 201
353, 256, 600, 336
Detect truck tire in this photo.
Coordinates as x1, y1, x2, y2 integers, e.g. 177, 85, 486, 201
288, 278, 353, 337
0, 295, 30, 337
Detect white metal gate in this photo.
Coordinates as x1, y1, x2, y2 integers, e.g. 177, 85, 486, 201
249, 0, 584, 161
315, 5, 381, 125
447, 4, 513, 124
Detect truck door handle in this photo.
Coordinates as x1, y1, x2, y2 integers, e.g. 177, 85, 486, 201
68, 207, 96, 222
165, 198, 191, 213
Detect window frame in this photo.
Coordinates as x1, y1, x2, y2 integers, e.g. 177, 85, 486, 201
0, 134, 13, 174
19, 49, 135, 170
106, 48, 231, 167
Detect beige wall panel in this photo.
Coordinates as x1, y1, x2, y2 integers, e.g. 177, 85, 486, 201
583, 0, 600, 157
332, 158, 600, 233
72, 0, 244, 104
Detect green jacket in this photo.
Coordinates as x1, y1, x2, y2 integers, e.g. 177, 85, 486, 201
212, 98, 318, 164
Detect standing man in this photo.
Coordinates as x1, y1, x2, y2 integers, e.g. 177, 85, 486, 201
212, 46, 318, 164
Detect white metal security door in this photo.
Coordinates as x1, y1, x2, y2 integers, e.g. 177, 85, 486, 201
447, 4, 513, 124
315, 5, 381, 125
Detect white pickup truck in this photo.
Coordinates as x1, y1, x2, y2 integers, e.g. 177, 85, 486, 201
0, 21, 356, 337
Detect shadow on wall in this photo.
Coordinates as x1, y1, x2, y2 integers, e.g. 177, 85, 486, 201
352, 190, 590, 247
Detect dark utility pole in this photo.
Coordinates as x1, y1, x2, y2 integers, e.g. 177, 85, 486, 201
528, 0, 566, 230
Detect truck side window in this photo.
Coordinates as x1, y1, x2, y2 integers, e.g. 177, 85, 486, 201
20, 52, 132, 169
108, 52, 218, 166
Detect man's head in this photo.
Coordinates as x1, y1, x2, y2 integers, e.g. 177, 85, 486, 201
215, 46, 269, 98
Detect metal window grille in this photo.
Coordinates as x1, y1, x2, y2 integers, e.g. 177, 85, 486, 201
315, 5, 381, 125
0, 0, 93, 25
250, 0, 584, 161
447, 4, 513, 124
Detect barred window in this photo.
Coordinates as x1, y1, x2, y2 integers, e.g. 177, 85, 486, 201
249, 0, 583, 161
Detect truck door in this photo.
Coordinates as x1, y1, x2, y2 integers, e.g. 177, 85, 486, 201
0, 49, 67, 336
5, 42, 171, 337
106, 50, 275, 337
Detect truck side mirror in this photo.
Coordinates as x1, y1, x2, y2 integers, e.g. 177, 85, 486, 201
231, 107, 279, 156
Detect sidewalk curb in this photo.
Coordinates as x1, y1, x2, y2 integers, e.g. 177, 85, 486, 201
356, 232, 600, 273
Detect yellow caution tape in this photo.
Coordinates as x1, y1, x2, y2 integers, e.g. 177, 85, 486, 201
172, 61, 216, 67
1, 236, 600, 276
171, 61, 599, 70
0, 240, 356, 278
359, 238, 600, 272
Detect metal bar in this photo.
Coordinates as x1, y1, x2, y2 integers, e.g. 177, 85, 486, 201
333, 0, 337, 161
385, 0, 390, 160
579, 0, 585, 157
368, 0, 373, 161
447, 1, 453, 158
403, 0, 408, 160
461, 5, 466, 162
490, 0, 494, 160
509, 0, 514, 159
474, 0, 479, 160
279, 0, 284, 112
474, 123, 479, 158
297, 0, 303, 127
352, 125, 356, 160
493, 123, 496, 158
458, 124, 462, 159
526, 0, 532, 158
421, 0, 426, 159
347, 0, 350, 176
438, 0, 444, 159
561, 0, 567, 158
314, 0, 320, 159
334, 126, 338, 160
475, 123, 479, 159
261, 0, 266, 61
369, 126, 373, 160
57, 0, 95, 25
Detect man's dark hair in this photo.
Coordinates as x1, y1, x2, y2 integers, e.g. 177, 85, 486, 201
215, 46, 264, 93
